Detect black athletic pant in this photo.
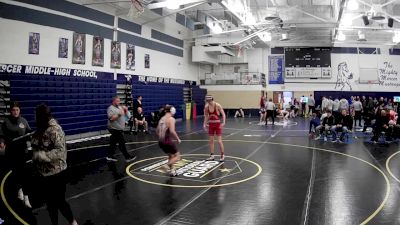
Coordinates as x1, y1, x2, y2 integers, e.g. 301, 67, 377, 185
42, 171, 74, 225
354, 110, 362, 126
108, 129, 131, 159
308, 106, 315, 115
6, 146, 31, 198
266, 110, 275, 124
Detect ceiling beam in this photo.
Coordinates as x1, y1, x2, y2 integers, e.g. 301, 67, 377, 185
141, 1, 208, 25
83, 0, 130, 5
147, 0, 205, 9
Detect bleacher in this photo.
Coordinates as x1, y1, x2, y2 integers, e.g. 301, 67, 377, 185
192, 86, 207, 116
1, 72, 207, 137
8, 75, 116, 135
132, 82, 185, 119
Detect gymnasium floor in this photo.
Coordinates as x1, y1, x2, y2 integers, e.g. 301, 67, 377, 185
1, 117, 400, 225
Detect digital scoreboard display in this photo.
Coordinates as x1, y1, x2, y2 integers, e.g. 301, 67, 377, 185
284, 47, 332, 79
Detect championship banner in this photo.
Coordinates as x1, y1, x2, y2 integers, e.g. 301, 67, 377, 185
268, 55, 284, 84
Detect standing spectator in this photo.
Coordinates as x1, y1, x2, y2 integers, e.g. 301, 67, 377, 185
308, 94, 315, 116
31, 104, 78, 225
387, 99, 394, 111
132, 96, 143, 115
371, 110, 390, 143
332, 97, 340, 121
133, 107, 149, 134
339, 96, 349, 112
106, 96, 136, 162
321, 96, 329, 113
363, 97, 375, 132
352, 97, 363, 127
327, 96, 334, 112
259, 91, 266, 124
266, 98, 276, 125
301, 95, 306, 117
0, 102, 32, 208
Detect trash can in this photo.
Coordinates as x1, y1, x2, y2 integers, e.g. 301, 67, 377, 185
185, 103, 191, 120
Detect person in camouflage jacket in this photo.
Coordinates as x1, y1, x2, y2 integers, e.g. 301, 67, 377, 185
31, 104, 78, 225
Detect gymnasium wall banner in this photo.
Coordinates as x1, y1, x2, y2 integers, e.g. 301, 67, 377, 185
144, 54, 150, 69
284, 47, 332, 79
58, 38, 68, 58
0, 64, 113, 80
137, 75, 185, 84
92, 36, 104, 67
126, 44, 135, 71
28, 32, 40, 55
268, 55, 284, 84
111, 41, 121, 68
72, 33, 86, 64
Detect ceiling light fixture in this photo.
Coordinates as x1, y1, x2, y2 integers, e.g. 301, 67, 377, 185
357, 30, 367, 41
280, 33, 289, 41
258, 32, 272, 42
337, 31, 346, 41
347, 0, 359, 10
166, 0, 180, 10
341, 14, 353, 27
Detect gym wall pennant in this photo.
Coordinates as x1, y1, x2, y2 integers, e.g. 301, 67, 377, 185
379, 61, 400, 87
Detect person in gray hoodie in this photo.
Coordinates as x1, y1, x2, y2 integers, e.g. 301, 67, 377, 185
0, 102, 32, 208
31, 104, 78, 225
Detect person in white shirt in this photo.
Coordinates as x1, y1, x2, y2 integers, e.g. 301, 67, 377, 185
332, 98, 340, 120
352, 96, 363, 127
266, 98, 276, 125
307, 94, 315, 116
327, 97, 334, 112
321, 96, 329, 113
339, 97, 349, 112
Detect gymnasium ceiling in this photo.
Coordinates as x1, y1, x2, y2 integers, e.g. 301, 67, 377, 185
75, 0, 400, 48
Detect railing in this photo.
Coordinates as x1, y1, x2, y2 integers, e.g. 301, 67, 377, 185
200, 72, 265, 85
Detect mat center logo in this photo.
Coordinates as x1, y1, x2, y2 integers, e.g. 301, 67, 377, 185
126, 154, 262, 188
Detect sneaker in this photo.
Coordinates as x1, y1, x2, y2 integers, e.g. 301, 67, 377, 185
169, 169, 177, 177
125, 155, 137, 163
207, 154, 215, 161
314, 136, 321, 140
323, 137, 327, 142
159, 164, 170, 173
106, 157, 118, 162
220, 154, 225, 162
17, 188, 24, 201
24, 196, 32, 208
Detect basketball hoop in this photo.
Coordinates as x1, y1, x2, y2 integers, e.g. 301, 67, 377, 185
128, 0, 145, 18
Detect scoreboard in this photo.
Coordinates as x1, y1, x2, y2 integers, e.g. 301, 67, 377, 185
284, 47, 332, 79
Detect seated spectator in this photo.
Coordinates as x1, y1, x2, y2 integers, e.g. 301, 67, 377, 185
234, 108, 245, 118
150, 106, 165, 128
331, 109, 353, 142
309, 112, 320, 137
133, 107, 148, 134
371, 110, 390, 143
276, 108, 289, 120
314, 110, 335, 141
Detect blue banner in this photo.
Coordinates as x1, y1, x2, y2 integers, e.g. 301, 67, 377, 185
268, 55, 284, 84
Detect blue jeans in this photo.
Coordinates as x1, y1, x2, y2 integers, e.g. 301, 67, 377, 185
331, 126, 348, 140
